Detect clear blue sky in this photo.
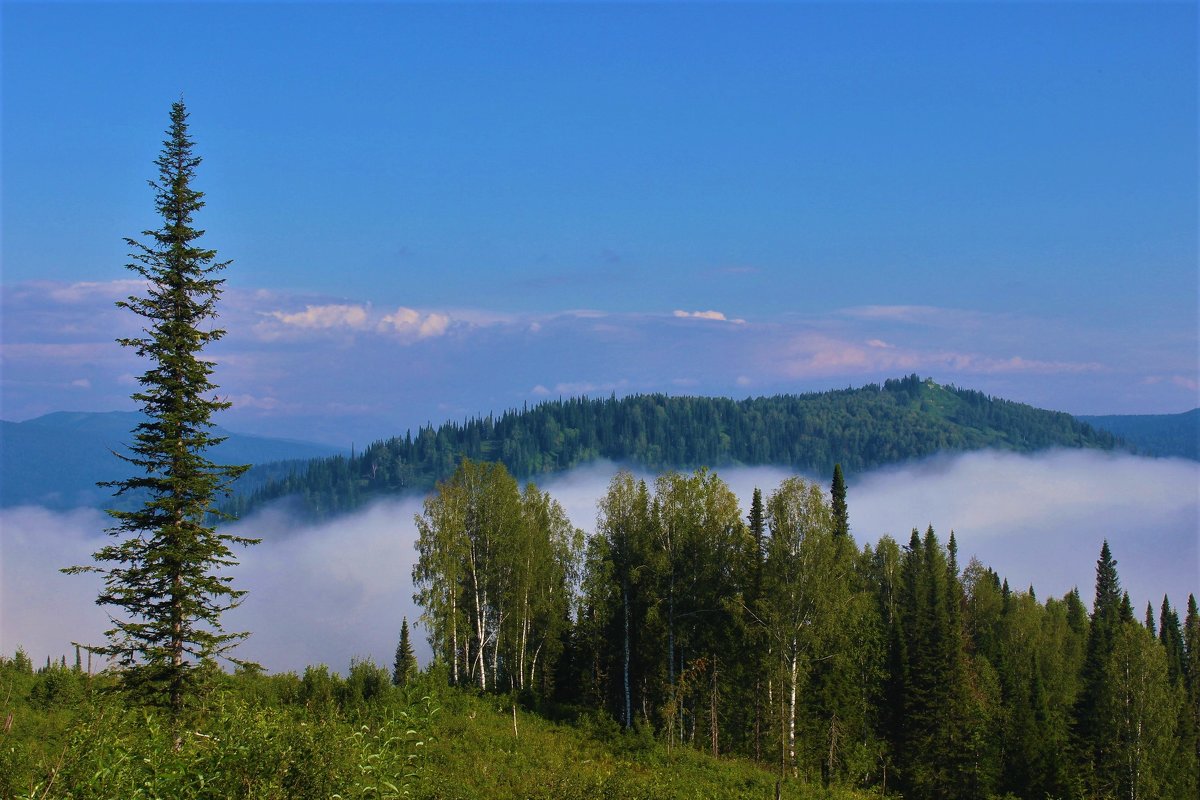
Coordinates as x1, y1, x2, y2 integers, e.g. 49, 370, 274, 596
2, 1, 1197, 444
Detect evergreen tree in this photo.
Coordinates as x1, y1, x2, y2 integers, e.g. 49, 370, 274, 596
830, 463, 849, 539
1184, 595, 1200, 791
1159, 596, 1185, 686
393, 617, 417, 686
1073, 541, 1125, 793
748, 487, 766, 570
65, 102, 253, 721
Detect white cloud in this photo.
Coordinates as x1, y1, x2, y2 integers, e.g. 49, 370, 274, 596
673, 309, 746, 324
842, 305, 942, 323
268, 304, 370, 330
378, 307, 450, 339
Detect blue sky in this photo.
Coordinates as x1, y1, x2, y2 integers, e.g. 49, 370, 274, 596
2, 1, 1197, 445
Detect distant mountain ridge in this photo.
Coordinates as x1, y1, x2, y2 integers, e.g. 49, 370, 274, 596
1077, 408, 1199, 460
228, 376, 1125, 520
0, 411, 343, 510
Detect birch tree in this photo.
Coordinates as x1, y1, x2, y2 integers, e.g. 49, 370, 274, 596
762, 477, 847, 775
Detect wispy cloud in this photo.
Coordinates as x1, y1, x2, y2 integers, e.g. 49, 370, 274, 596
1, 279, 1193, 441
673, 309, 746, 324
267, 303, 370, 330
842, 304, 944, 323
377, 307, 451, 340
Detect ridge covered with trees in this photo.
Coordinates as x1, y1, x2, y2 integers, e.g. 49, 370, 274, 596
229, 375, 1119, 519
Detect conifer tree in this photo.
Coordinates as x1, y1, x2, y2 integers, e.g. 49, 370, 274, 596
1184, 594, 1200, 790
393, 617, 417, 686
66, 101, 253, 721
830, 464, 849, 539
1073, 541, 1126, 792
748, 487, 766, 568
1159, 596, 1185, 685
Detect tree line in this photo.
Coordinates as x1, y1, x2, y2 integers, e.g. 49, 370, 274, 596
230, 377, 1120, 520
413, 457, 1199, 800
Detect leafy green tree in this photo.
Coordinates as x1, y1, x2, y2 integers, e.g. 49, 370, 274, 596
413, 459, 581, 698
65, 101, 253, 722
1098, 622, 1182, 800
761, 478, 845, 775
393, 617, 417, 687
594, 470, 657, 728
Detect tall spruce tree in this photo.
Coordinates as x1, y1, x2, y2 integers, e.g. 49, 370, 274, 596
394, 617, 417, 686
830, 464, 849, 539
65, 102, 253, 720
1073, 540, 1124, 792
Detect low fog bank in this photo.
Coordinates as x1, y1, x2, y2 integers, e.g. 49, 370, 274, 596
2, 449, 1196, 673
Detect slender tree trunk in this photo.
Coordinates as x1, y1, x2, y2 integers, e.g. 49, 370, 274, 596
710, 658, 719, 757
623, 580, 632, 728
529, 640, 543, 689
492, 608, 503, 689
788, 640, 798, 776
451, 593, 460, 685
472, 572, 487, 690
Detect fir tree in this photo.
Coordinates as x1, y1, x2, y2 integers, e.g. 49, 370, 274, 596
830, 463, 849, 538
1073, 541, 1124, 792
64, 102, 254, 721
393, 617, 417, 686
1159, 596, 1185, 686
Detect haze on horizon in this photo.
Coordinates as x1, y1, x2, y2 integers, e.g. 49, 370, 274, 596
4, 451, 1196, 674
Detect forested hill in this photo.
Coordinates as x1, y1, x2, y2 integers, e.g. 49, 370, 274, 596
228, 375, 1118, 519
1078, 408, 1199, 460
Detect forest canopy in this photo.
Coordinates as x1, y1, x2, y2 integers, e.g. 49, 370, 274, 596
229, 376, 1120, 520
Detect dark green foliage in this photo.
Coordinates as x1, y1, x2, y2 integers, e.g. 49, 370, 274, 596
394, 617, 417, 687
1078, 407, 1200, 460
232, 375, 1120, 519
886, 527, 983, 799
1185, 595, 1200, 792
1074, 541, 1124, 792
1159, 596, 1186, 685
63, 102, 254, 720
831, 463, 849, 538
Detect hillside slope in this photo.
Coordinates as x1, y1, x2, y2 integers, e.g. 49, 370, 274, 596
1078, 408, 1199, 460
230, 375, 1120, 519
0, 411, 342, 510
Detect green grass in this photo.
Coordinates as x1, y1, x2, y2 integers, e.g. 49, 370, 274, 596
1, 662, 877, 800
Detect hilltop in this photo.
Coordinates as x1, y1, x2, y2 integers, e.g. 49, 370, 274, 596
229, 375, 1119, 519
